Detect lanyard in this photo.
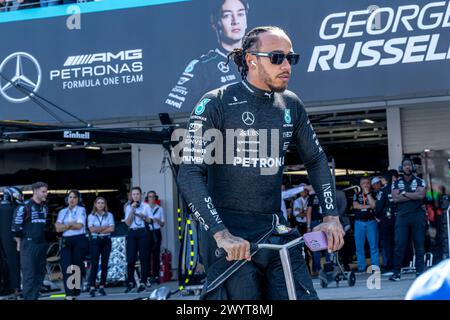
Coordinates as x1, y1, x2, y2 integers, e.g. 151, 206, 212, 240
96, 212, 106, 227
149, 206, 159, 218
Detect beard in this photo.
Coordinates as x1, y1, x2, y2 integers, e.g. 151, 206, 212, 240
258, 64, 288, 92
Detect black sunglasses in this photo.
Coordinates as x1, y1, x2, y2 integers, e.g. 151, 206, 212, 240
249, 51, 300, 65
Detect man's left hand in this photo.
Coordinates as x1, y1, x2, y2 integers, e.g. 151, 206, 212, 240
313, 216, 345, 252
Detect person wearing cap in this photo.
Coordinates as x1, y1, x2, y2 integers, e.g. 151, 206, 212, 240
371, 177, 382, 192
352, 177, 379, 273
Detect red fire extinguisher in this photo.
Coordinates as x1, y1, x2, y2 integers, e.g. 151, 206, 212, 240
159, 249, 172, 283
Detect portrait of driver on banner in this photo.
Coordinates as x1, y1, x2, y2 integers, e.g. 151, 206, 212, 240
164, 0, 250, 113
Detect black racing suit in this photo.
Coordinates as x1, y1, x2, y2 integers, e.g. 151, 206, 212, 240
0, 202, 20, 294
374, 184, 397, 271
11, 199, 48, 300
177, 80, 339, 300
165, 48, 239, 113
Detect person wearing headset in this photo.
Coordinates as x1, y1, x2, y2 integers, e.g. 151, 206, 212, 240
124, 187, 152, 293
146, 191, 165, 285
55, 190, 88, 300
389, 158, 426, 281
1, 186, 23, 299
87, 197, 115, 297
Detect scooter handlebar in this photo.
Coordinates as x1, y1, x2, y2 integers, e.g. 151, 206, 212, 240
215, 243, 258, 259
214, 231, 328, 259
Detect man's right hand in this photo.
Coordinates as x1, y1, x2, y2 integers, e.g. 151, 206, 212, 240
213, 229, 251, 262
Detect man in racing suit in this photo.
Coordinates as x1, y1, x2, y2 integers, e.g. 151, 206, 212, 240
176, 26, 344, 300
11, 182, 49, 300
165, 0, 249, 113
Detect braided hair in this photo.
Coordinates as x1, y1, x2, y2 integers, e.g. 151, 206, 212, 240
227, 26, 284, 79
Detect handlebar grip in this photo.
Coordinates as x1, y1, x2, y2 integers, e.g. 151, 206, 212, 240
215, 247, 227, 258
215, 243, 258, 259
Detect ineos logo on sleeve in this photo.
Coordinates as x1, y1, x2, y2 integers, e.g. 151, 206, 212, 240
242, 111, 255, 126
0, 52, 42, 103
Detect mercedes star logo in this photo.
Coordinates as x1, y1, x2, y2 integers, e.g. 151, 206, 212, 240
0, 52, 42, 103
217, 61, 230, 73
242, 111, 255, 126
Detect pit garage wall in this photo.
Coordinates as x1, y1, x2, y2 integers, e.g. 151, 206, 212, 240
387, 101, 450, 169
401, 104, 450, 154
131, 144, 179, 270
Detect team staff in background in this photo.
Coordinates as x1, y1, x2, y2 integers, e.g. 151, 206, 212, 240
124, 187, 152, 293
374, 171, 397, 276
165, 0, 249, 112
390, 159, 426, 281
146, 191, 165, 284
88, 197, 115, 297
306, 187, 327, 276
293, 185, 309, 235
55, 190, 89, 300
352, 177, 379, 273
11, 182, 49, 300
1, 187, 23, 299
177, 26, 344, 300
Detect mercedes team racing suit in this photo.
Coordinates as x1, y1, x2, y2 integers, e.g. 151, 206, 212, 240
165, 48, 239, 113
177, 80, 339, 300
11, 199, 48, 300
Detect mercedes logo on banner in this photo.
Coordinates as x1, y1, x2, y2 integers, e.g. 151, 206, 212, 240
0, 52, 42, 103
242, 111, 255, 126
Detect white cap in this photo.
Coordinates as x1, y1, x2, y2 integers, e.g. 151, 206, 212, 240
371, 177, 381, 185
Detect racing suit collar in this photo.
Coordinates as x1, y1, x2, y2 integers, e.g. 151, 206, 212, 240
215, 48, 229, 58
30, 198, 43, 206
29, 198, 45, 211
241, 80, 274, 99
